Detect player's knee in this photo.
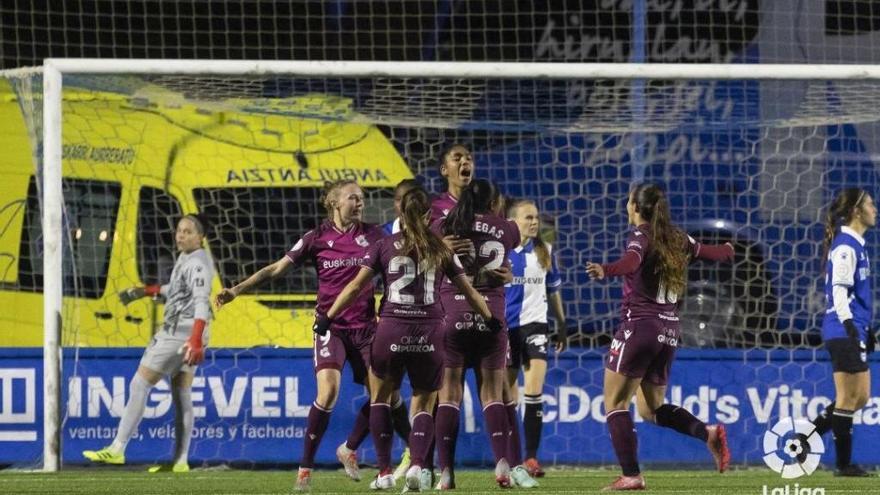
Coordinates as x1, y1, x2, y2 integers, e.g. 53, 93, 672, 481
316, 384, 340, 407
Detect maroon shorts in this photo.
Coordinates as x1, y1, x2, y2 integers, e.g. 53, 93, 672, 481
371, 318, 444, 391
604, 318, 679, 386
313, 324, 374, 384
443, 308, 508, 370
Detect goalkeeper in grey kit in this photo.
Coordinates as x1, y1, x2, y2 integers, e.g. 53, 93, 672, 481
83, 214, 214, 473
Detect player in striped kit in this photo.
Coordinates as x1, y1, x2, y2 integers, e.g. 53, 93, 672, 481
586, 183, 733, 490
83, 214, 214, 473
803, 188, 876, 477
316, 186, 503, 491
503, 199, 567, 478
214, 180, 410, 490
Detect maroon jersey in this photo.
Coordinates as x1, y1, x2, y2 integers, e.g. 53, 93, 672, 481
286, 220, 386, 330
430, 191, 458, 224
434, 213, 520, 312
364, 232, 465, 320
606, 224, 731, 321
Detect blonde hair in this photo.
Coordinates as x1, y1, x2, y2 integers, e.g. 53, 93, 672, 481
506, 198, 551, 271
320, 179, 358, 219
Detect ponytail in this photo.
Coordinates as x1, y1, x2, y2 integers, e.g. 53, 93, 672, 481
823, 188, 867, 260
631, 183, 687, 297
443, 178, 499, 237
400, 187, 452, 271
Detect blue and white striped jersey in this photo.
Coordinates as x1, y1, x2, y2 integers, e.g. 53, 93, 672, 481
822, 226, 872, 342
382, 218, 401, 236
504, 239, 562, 328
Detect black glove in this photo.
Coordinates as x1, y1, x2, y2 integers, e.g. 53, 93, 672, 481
551, 330, 569, 352
485, 316, 503, 334
313, 313, 332, 337
867, 327, 878, 355
843, 319, 859, 341
118, 287, 145, 305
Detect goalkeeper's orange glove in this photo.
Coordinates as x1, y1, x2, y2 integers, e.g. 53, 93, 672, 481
183, 319, 206, 365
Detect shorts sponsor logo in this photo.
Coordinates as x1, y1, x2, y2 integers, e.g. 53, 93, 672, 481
526, 334, 548, 347
390, 336, 435, 353
659, 328, 679, 347
623, 330, 632, 340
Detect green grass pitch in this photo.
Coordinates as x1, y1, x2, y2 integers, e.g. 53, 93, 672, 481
0, 467, 873, 494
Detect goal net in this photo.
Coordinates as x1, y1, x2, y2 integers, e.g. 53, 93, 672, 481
2, 61, 880, 470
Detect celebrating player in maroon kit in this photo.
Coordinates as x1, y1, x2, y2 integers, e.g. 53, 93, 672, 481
316, 186, 503, 491
433, 178, 523, 488
585, 183, 734, 491
214, 179, 407, 490
430, 143, 474, 223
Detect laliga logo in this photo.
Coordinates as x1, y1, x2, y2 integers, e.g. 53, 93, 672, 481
762, 417, 824, 479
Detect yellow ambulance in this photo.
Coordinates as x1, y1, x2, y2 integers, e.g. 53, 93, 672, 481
0, 80, 412, 348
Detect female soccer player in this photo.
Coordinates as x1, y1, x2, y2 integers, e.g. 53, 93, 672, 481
430, 143, 474, 223
804, 188, 876, 477
585, 183, 734, 490
213, 179, 407, 490
383, 178, 422, 235
83, 214, 213, 473
316, 186, 503, 491
504, 198, 567, 477
433, 178, 530, 489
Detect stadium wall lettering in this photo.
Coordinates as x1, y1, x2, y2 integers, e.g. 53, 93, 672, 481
0, 348, 877, 466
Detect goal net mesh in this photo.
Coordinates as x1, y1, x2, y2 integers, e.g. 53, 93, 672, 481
2, 67, 878, 468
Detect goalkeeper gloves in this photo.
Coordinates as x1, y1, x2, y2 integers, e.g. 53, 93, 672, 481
843, 319, 859, 341
183, 319, 206, 365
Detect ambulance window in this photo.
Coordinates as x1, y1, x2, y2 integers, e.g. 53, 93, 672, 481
137, 187, 183, 286
18, 177, 121, 298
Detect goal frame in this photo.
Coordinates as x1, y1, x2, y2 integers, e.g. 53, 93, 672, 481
39, 58, 880, 470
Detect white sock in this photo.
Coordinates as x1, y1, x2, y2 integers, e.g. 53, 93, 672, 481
110, 374, 153, 454
172, 386, 194, 465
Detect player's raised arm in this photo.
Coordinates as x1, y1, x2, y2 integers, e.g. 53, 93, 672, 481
688, 235, 735, 263
586, 229, 645, 280
214, 255, 294, 309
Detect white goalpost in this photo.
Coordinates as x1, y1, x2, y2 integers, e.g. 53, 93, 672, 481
28, 59, 880, 470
